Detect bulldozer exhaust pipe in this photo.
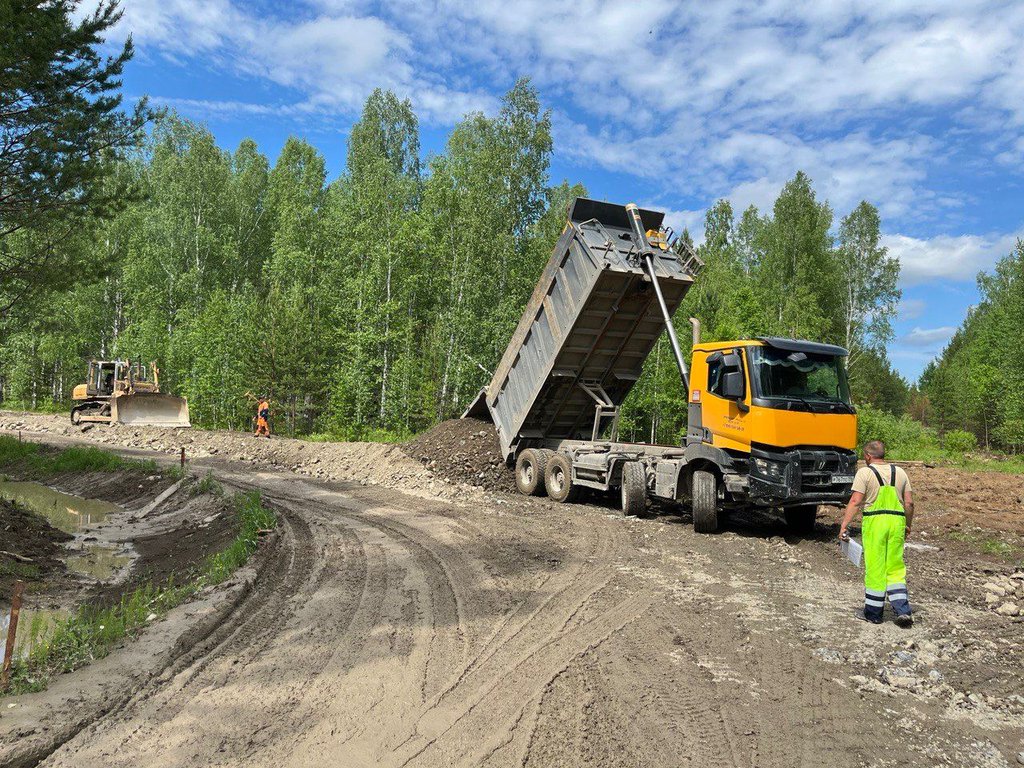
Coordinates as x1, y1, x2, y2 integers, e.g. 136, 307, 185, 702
626, 203, 690, 392
689, 317, 701, 346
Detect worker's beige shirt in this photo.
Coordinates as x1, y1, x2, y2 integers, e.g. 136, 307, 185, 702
852, 463, 911, 508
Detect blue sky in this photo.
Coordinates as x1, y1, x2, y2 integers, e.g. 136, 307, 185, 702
94, 0, 1024, 382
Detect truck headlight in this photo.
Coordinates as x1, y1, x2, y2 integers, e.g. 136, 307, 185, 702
753, 457, 785, 480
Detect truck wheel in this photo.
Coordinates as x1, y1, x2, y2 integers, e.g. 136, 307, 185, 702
70, 407, 82, 425
784, 504, 818, 534
691, 469, 719, 533
545, 454, 579, 503
515, 449, 548, 496
620, 461, 647, 516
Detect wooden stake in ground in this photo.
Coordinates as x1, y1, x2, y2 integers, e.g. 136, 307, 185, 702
1, 579, 25, 690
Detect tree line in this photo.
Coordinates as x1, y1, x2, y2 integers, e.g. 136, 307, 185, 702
0, 95, 908, 440
918, 243, 1024, 452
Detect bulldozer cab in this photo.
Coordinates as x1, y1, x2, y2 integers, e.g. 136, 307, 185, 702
87, 361, 119, 397
86, 360, 155, 397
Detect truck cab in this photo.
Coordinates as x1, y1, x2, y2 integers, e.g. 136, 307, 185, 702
683, 337, 858, 530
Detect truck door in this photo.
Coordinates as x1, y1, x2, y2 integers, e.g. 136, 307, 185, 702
701, 349, 751, 452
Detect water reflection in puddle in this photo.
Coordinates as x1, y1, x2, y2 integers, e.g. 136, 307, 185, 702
0, 480, 120, 533
0, 480, 134, 586
66, 544, 133, 580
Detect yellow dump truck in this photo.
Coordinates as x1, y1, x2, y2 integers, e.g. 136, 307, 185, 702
71, 360, 191, 428
465, 198, 857, 533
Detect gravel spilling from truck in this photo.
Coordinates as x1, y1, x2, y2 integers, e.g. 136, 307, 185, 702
402, 418, 514, 494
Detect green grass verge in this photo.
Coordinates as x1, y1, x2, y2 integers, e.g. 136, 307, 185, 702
1, 491, 275, 697
0, 435, 158, 475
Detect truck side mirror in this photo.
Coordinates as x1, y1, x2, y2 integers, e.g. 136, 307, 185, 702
721, 370, 745, 400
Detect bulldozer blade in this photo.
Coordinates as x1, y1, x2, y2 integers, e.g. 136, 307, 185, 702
112, 393, 191, 428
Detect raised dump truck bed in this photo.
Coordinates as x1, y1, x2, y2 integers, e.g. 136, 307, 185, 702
465, 198, 700, 462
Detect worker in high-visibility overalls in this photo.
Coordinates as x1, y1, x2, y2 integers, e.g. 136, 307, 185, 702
839, 440, 915, 627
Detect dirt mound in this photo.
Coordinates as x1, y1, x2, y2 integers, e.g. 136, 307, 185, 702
0, 498, 72, 600
403, 418, 514, 493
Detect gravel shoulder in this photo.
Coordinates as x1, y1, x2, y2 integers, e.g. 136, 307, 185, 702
0, 412, 1021, 767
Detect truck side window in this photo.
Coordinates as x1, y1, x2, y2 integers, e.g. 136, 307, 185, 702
708, 358, 725, 397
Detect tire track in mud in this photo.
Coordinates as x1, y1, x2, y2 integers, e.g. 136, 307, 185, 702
42, 498, 326, 766
39, 471, 654, 767
30, 454, 1008, 768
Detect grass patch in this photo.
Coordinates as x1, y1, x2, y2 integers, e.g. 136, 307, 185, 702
191, 470, 223, 498
1, 491, 276, 697
946, 530, 1022, 563
957, 455, 1024, 474
0, 435, 158, 476
0, 559, 42, 580
203, 492, 275, 584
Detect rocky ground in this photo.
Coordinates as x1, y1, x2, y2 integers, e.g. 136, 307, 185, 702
0, 411, 1021, 767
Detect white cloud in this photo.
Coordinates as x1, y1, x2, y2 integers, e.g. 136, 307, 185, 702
882, 231, 1020, 285
150, 97, 292, 118
90, 0, 1024, 243
901, 326, 957, 347
91, 0, 491, 123
659, 209, 706, 244
897, 298, 927, 321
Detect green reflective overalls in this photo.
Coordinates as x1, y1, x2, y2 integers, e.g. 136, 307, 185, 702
862, 464, 912, 621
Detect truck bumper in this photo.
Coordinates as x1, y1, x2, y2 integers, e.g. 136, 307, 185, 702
742, 446, 856, 507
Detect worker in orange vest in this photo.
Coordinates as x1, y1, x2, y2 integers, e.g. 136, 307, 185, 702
254, 396, 271, 438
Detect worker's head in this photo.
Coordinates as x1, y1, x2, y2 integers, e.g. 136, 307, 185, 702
863, 440, 886, 463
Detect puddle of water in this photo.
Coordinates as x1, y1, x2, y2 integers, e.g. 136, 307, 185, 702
0, 480, 121, 533
65, 544, 133, 580
0, 606, 70, 660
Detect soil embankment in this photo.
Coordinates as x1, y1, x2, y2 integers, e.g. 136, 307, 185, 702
0, 499, 72, 601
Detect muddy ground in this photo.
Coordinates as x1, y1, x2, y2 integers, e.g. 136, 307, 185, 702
0, 412, 1022, 767
0, 499, 72, 601
0, 454, 241, 637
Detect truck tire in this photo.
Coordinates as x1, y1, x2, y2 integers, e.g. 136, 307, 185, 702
620, 461, 647, 516
515, 449, 548, 496
691, 469, 719, 533
784, 504, 818, 534
545, 453, 579, 503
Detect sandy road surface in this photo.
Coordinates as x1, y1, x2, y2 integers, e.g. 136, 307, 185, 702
14, 456, 1015, 767
1, 418, 1021, 767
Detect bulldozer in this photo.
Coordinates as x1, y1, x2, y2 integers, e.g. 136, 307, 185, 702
71, 360, 191, 428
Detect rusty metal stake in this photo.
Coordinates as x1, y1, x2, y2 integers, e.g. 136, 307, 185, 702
180, 447, 186, 469
1, 580, 25, 690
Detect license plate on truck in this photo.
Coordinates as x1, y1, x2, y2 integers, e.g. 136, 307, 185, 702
831, 474, 855, 484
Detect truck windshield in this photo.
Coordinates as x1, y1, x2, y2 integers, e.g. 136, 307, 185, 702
748, 346, 851, 406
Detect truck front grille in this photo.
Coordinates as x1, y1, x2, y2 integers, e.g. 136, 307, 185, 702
798, 452, 844, 487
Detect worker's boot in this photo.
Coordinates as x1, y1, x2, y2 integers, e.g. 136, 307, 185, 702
887, 582, 913, 627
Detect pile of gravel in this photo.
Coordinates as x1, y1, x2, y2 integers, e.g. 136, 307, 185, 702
403, 418, 515, 493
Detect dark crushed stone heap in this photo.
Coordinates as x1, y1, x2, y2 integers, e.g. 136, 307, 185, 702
403, 418, 515, 493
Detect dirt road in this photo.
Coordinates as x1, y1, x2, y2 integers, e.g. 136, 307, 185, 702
1, 418, 1022, 766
